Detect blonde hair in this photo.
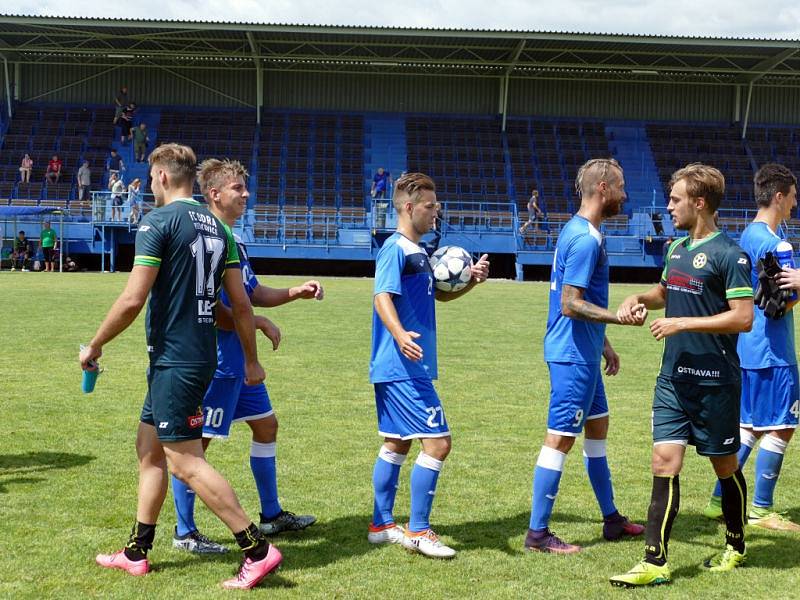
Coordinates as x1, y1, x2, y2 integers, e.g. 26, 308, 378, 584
197, 158, 249, 197
669, 163, 725, 212
148, 143, 197, 186
392, 172, 436, 212
575, 158, 622, 198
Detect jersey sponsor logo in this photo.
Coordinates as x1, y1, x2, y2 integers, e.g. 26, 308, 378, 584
666, 269, 704, 295
187, 407, 204, 429
188, 210, 219, 235
671, 254, 681, 259
692, 252, 707, 269
198, 299, 214, 316
677, 365, 721, 378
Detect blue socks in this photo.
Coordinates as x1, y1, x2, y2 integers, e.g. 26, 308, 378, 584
372, 446, 406, 527
173, 440, 282, 532
753, 435, 788, 508
583, 438, 617, 518
408, 452, 443, 533
172, 474, 197, 537
529, 446, 566, 531
251, 441, 281, 520
713, 429, 756, 498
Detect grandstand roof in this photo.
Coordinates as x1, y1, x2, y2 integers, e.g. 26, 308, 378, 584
0, 15, 799, 85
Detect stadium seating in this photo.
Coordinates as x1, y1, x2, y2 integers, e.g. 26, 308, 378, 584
4, 102, 800, 257
0, 104, 117, 206
647, 123, 754, 208
255, 112, 364, 210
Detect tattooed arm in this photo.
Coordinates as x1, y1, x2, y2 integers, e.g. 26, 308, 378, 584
560, 283, 624, 324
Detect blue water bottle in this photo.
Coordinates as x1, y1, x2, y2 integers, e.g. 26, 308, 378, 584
80, 344, 101, 393
776, 240, 798, 302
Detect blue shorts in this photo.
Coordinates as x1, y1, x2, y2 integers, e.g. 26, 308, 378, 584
374, 378, 449, 440
202, 376, 274, 439
740, 366, 799, 431
546, 362, 608, 436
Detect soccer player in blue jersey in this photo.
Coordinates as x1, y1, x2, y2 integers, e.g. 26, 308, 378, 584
702, 163, 800, 531
368, 172, 489, 559
525, 158, 646, 554
80, 144, 281, 589
171, 158, 323, 554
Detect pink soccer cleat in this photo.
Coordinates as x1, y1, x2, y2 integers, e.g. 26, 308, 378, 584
96, 549, 150, 576
222, 544, 283, 590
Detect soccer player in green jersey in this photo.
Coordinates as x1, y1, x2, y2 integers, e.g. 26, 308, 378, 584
610, 164, 754, 587
79, 144, 282, 589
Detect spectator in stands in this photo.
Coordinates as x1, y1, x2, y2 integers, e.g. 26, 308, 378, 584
113, 85, 129, 125
11, 230, 31, 271
40, 220, 57, 272
107, 149, 125, 179
371, 167, 392, 199
45, 154, 63, 184
132, 123, 150, 163
77, 161, 92, 202
19, 153, 33, 184
109, 173, 126, 222
119, 103, 137, 144
127, 178, 142, 224
519, 189, 544, 234
650, 211, 664, 236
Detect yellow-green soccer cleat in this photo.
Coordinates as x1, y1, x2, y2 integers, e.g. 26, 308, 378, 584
703, 544, 747, 572
748, 506, 800, 532
609, 560, 671, 587
703, 496, 723, 521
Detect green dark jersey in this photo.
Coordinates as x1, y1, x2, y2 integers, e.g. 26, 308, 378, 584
659, 232, 753, 385
133, 198, 239, 367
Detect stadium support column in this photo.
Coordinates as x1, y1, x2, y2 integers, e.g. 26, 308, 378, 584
741, 81, 754, 140
2, 54, 11, 120
247, 31, 262, 125
256, 66, 263, 126
500, 39, 525, 132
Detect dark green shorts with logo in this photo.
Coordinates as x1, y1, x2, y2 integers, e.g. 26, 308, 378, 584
140, 365, 215, 442
652, 375, 740, 456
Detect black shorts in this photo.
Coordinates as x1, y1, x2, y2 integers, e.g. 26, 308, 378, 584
42, 247, 54, 262
140, 365, 215, 442
112, 195, 124, 207
652, 375, 740, 456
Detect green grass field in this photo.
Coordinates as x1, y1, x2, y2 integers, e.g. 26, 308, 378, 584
2, 272, 800, 599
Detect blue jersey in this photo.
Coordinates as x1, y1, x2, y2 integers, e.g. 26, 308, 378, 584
544, 215, 608, 365
370, 232, 437, 383
737, 222, 796, 368
215, 234, 259, 378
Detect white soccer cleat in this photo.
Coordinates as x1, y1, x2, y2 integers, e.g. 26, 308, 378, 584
401, 527, 456, 558
367, 523, 405, 545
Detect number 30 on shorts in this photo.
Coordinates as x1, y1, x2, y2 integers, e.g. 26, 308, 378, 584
425, 406, 445, 428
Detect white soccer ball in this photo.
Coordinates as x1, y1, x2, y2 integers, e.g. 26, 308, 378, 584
429, 245, 473, 292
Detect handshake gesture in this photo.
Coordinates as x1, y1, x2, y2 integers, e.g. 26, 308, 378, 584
616, 297, 648, 326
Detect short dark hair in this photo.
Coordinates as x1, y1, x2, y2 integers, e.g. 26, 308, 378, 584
754, 163, 797, 208
18, 230, 24, 235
